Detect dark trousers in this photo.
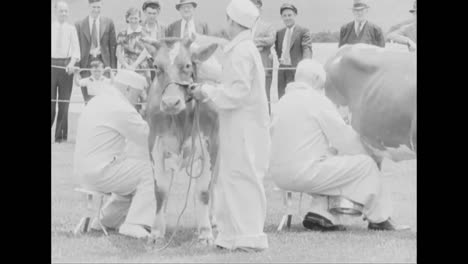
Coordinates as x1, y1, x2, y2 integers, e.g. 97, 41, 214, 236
264, 70, 273, 114
51, 58, 73, 141
80, 55, 105, 102
277, 64, 296, 99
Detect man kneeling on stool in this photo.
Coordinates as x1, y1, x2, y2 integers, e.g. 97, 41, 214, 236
74, 70, 156, 239
269, 59, 409, 232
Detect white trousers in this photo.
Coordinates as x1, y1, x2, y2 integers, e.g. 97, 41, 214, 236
274, 154, 392, 224
82, 144, 156, 228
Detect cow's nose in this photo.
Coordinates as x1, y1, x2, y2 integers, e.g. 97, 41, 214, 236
162, 97, 182, 110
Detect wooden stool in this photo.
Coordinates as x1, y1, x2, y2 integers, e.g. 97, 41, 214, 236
275, 187, 305, 231
73, 188, 111, 236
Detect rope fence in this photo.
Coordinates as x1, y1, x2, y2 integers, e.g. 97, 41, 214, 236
51, 64, 295, 105
51, 65, 298, 72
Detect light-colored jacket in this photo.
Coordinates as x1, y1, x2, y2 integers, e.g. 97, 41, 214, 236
201, 30, 270, 249
269, 82, 367, 179
74, 91, 149, 181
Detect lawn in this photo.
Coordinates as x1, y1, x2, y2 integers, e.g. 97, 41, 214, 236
51, 112, 416, 263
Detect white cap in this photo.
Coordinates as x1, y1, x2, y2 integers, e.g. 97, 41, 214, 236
114, 70, 147, 91
226, 0, 259, 29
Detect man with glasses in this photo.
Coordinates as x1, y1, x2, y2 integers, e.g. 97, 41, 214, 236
338, 0, 385, 48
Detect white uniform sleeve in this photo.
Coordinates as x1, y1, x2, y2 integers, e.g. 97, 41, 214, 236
316, 102, 368, 156
113, 106, 150, 149
201, 49, 252, 110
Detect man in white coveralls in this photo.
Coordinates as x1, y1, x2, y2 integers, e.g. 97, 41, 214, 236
74, 70, 156, 239
190, 0, 270, 252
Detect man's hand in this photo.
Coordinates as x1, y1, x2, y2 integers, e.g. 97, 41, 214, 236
190, 84, 208, 101
104, 66, 112, 73
72, 66, 81, 74
65, 63, 76, 75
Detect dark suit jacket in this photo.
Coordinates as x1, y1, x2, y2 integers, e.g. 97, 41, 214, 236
339, 21, 385, 48
165, 19, 209, 38
275, 25, 313, 67
75, 16, 117, 69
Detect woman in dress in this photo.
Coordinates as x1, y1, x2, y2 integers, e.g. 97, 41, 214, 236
116, 7, 153, 113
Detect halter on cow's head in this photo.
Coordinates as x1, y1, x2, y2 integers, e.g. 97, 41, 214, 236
142, 35, 219, 115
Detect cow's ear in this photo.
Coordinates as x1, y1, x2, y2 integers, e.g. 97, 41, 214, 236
191, 43, 219, 63
162, 37, 182, 48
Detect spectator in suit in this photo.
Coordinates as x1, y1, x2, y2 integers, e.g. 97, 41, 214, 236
51, 1, 80, 143
251, 0, 276, 113
75, 0, 117, 101
386, 1, 416, 52
166, 0, 209, 38
275, 3, 313, 99
338, 0, 385, 48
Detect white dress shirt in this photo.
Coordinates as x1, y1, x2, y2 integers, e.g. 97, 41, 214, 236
78, 76, 112, 96
354, 20, 367, 35
51, 21, 81, 60
89, 16, 101, 56
180, 18, 196, 38
281, 25, 295, 65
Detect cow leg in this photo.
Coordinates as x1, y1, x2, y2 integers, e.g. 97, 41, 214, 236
149, 138, 172, 242
190, 135, 214, 246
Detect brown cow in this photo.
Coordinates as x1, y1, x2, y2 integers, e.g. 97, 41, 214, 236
324, 44, 416, 166
141, 35, 225, 246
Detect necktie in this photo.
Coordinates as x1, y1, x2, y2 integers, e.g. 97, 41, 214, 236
56, 24, 63, 52
91, 19, 98, 49
283, 28, 292, 65
356, 22, 362, 36
183, 20, 190, 39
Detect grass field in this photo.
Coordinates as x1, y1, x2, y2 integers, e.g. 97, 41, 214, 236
52, 42, 415, 263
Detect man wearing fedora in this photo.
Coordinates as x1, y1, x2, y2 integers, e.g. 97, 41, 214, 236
275, 3, 313, 99
166, 0, 209, 38
251, 0, 276, 113
74, 70, 156, 239
191, 0, 270, 252
386, 1, 416, 52
338, 0, 385, 48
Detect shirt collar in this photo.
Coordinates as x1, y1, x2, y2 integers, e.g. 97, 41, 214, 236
224, 30, 253, 53
355, 20, 367, 27
127, 25, 143, 34
89, 15, 100, 24
286, 24, 296, 32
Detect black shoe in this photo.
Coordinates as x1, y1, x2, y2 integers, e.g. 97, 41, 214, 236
303, 212, 347, 232
368, 218, 411, 231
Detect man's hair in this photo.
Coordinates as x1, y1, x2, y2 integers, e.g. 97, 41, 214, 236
90, 60, 104, 68
143, 3, 160, 11
295, 59, 327, 90
89, 0, 102, 4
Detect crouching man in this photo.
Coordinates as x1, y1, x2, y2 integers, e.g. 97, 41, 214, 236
269, 59, 409, 232
74, 70, 156, 239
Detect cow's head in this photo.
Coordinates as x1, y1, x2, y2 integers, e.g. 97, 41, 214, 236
142, 35, 219, 115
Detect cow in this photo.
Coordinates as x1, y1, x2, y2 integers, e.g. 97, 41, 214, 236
324, 44, 416, 166
141, 35, 227, 246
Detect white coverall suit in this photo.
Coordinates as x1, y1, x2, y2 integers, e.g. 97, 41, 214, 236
269, 82, 392, 224
201, 30, 271, 250
74, 91, 156, 228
